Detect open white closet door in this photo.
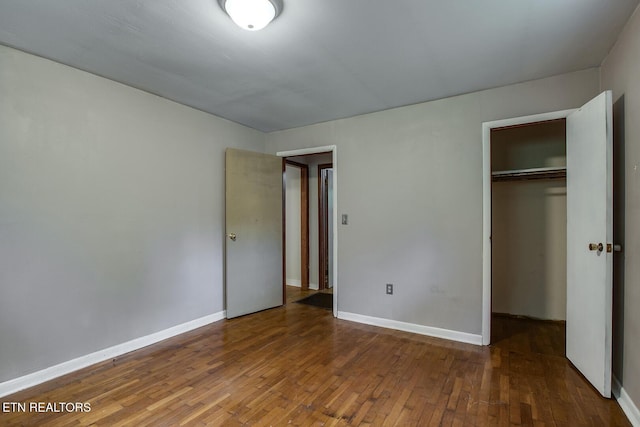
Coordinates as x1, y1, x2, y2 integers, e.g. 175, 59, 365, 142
225, 148, 283, 319
566, 90, 613, 398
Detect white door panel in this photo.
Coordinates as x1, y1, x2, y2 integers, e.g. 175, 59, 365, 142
566, 91, 613, 397
225, 148, 283, 319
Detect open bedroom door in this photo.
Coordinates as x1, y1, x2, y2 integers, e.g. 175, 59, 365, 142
566, 90, 613, 398
225, 148, 283, 319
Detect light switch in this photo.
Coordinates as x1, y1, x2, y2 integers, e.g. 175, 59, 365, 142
341, 214, 348, 225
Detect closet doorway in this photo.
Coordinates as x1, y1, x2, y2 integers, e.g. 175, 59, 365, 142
491, 119, 567, 324
482, 91, 614, 398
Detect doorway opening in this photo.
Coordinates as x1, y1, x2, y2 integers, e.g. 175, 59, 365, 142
482, 109, 575, 346
489, 119, 568, 355
279, 146, 337, 316
485, 93, 614, 398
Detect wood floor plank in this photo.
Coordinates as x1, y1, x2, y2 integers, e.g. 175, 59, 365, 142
0, 293, 631, 426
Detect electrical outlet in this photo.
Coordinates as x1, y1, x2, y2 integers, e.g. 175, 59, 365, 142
386, 283, 393, 295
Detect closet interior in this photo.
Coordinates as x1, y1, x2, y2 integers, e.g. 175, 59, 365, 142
491, 119, 568, 328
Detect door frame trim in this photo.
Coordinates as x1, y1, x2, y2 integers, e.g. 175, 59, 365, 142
284, 160, 310, 291
318, 163, 333, 290
277, 146, 338, 317
481, 109, 575, 345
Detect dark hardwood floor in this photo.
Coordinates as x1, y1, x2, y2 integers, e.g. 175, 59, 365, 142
285, 285, 333, 305
491, 313, 566, 358
0, 304, 629, 426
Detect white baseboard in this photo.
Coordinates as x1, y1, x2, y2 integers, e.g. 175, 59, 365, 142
309, 283, 319, 290
613, 376, 640, 427
0, 311, 226, 398
337, 311, 482, 346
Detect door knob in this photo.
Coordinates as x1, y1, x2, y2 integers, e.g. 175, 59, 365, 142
588, 242, 603, 252
228, 233, 236, 241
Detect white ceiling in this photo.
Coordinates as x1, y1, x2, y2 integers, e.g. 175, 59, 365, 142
0, 1, 638, 132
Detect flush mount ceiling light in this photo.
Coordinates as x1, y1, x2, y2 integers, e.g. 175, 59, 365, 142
218, 0, 283, 31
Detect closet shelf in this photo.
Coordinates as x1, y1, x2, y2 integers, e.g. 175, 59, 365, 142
491, 166, 566, 182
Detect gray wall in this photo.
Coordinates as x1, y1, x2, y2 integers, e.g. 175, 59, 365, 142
0, 45, 264, 382
266, 69, 600, 335
492, 180, 567, 320
601, 4, 640, 411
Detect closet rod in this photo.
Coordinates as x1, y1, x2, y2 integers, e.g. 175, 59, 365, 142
492, 166, 566, 182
